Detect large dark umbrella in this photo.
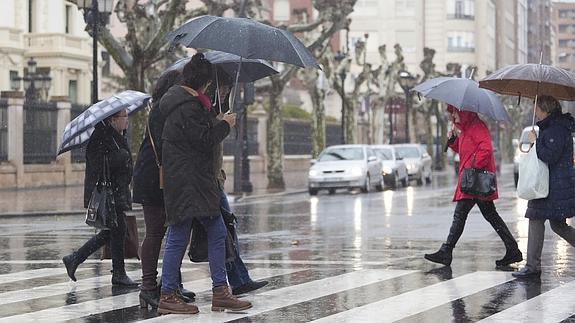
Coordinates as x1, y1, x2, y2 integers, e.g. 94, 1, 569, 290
166, 15, 320, 69
413, 77, 511, 123
58, 90, 150, 155
479, 63, 575, 101
164, 51, 279, 83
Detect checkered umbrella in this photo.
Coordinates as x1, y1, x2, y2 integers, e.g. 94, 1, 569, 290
57, 90, 150, 155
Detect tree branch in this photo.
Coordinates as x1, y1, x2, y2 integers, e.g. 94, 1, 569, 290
97, 26, 133, 71
144, 0, 185, 56
286, 19, 325, 33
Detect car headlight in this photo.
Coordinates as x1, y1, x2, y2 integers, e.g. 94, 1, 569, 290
406, 164, 414, 170
350, 167, 363, 176
382, 166, 393, 174
309, 169, 318, 177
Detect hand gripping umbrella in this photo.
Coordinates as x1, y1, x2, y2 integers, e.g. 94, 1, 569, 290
58, 90, 150, 155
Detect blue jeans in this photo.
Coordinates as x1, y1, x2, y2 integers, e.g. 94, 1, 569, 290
161, 214, 227, 293
220, 191, 252, 288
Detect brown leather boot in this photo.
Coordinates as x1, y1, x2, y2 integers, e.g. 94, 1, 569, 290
158, 291, 199, 315
212, 285, 252, 312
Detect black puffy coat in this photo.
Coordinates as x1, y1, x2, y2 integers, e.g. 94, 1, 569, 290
84, 123, 133, 211
133, 101, 165, 207
526, 110, 575, 220
161, 86, 230, 226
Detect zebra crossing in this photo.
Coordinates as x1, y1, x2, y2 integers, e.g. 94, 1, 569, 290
0, 261, 574, 322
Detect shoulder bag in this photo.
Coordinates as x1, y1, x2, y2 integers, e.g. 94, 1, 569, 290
85, 155, 118, 229
460, 154, 496, 196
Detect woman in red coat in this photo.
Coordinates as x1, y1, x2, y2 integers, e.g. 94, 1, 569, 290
424, 105, 523, 267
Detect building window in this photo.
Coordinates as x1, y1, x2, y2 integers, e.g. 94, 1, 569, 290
353, 0, 378, 16
65, 4, 72, 34
273, 0, 290, 22
396, 0, 415, 17
68, 80, 78, 103
447, 31, 475, 52
447, 0, 474, 20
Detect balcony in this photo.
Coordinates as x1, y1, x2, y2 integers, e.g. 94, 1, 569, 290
447, 46, 475, 53
24, 33, 91, 61
447, 13, 475, 20
0, 27, 24, 52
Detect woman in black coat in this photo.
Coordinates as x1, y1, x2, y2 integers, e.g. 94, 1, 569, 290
62, 110, 138, 286
513, 95, 575, 279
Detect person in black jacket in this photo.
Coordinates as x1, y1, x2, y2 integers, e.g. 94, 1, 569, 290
158, 53, 251, 315
62, 110, 138, 287
513, 95, 575, 279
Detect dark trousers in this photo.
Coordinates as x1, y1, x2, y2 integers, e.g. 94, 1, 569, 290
526, 218, 575, 271
220, 191, 252, 288
140, 205, 167, 291
75, 210, 127, 273
445, 199, 518, 251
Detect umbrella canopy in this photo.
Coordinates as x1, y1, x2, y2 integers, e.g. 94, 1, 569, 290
164, 51, 279, 82
479, 63, 575, 101
166, 15, 320, 69
58, 90, 150, 155
413, 77, 511, 123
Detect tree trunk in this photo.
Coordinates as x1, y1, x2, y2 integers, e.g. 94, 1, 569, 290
424, 103, 434, 155
266, 82, 285, 190
345, 97, 355, 144
311, 87, 326, 158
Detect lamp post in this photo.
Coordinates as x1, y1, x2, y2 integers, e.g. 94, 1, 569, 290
398, 70, 417, 143
11, 57, 52, 102
74, 0, 113, 104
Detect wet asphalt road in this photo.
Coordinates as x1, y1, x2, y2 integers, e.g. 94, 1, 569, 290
0, 165, 574, 322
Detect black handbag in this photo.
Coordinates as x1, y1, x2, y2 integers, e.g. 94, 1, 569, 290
188, 207, 237, 263
85, 155, 118, 229
460, 154, 496, 196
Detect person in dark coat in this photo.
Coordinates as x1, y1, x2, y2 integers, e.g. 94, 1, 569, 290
513, 95, 575, 279
424, 105, 522, 267
133, 70, 196, 309
62, 110, 138, 287
158, 53, 251, 315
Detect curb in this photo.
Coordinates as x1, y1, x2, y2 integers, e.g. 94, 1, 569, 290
230, 189, 307, 202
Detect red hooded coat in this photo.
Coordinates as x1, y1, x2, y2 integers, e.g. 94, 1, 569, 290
448, 105, 498, 201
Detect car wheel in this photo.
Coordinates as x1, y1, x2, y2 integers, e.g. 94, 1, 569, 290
328, 188, 336, 195
376, 175, 384, 192
361, 174, 370, 193
309, 188, 318, 196
514, 172, 519, 188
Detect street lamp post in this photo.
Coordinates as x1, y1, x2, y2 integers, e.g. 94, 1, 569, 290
398, 70, 417, 143
11, 57, 52, 102
74, 0, 113, 104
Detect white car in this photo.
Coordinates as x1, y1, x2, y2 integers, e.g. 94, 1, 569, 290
372, 145, 409, 188
308, 145, 384, 195
393, 144, 433, 185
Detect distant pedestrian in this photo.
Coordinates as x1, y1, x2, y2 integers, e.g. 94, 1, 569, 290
62, 110, 138, 287
513, 95, 575, 279
133, 70, 196, 309
424, 105, 522, 267
158, 53, 251, 315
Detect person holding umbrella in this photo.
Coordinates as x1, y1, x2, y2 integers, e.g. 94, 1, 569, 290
513, 95, 575, 279
62, 110, 138, 287
424, 105, 522, 267
158, 53, 251, 315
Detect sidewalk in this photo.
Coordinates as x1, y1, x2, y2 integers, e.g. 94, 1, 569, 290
0, 170, 309, 217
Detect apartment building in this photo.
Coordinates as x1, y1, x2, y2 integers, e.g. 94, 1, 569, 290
528, 0, 554, 64
552, 1, 575, 71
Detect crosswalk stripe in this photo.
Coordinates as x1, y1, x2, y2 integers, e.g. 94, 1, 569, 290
310, 271, 514, 323
478, 279, 575, 323
0, 267, 198, 306
0, 268, 303, 322
143, 269, 416, 323
0, 267, 91, 284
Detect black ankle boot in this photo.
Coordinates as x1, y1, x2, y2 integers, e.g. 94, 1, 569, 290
424, 244, 453, 266
112, 270, 139, 287
139, 289, 159, 309
496, 248, 523, 267
62, 253, 80, 282
179, 287, 196, 300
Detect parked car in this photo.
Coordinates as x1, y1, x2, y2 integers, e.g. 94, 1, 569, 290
308, 145, 384, 195
394, 144, 433, 185
372, 145, 409, 188
513, 126, 539, 187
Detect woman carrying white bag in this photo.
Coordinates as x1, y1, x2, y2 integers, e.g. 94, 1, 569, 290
513, 95, 575, 279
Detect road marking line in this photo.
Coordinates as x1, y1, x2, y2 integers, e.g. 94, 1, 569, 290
0, 268, 303, 322
310, 271, 514, 323
0, 267, 91, 284
478, 279, 575, 323
143, 269, 417, 323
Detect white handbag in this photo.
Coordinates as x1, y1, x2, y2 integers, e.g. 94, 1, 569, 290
517, 143, 549, 200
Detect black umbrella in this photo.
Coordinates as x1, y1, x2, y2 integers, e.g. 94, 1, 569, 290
166, 15, 320, 69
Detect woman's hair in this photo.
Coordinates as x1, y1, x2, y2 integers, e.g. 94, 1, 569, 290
152, 70, 182, 102
538, 95, 562, 114
182, 53, 213, 90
